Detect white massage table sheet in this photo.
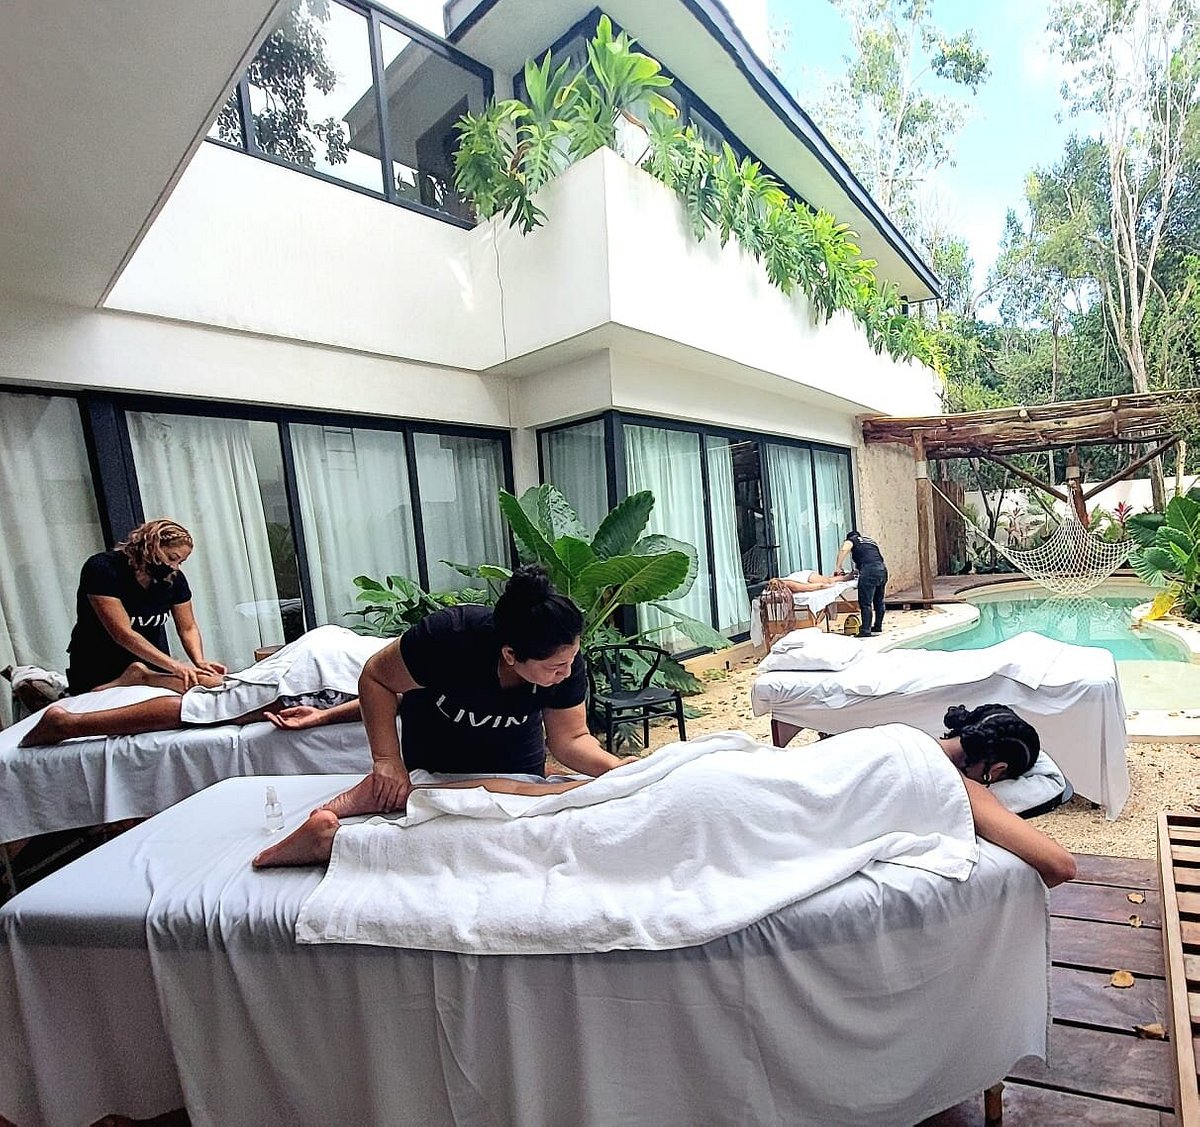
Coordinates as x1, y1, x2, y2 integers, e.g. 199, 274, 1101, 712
0, 773, 1050, 1127
0, 686, 375, 842
749, 580, 859, 645
752, 632, 1129, 818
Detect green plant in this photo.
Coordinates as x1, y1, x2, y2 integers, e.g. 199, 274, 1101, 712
1128, 489, 1200, 621
451, 16, 939, 371
345, 574, 483, 637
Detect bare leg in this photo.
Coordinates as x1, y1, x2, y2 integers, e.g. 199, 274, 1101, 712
98, 661, 224, 693
781, 580, 834, 593
254, 775, 593, 869
20, 695, 185, 746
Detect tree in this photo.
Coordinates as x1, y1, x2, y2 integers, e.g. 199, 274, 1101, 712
214, 0, 348, 170
807, 0, 989, 234
1050, 0, 1200, 507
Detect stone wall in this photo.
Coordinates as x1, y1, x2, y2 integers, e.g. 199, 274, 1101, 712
856, 441, 931, 594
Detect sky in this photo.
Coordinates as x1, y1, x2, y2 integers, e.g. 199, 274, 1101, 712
767, 0, 1095, 295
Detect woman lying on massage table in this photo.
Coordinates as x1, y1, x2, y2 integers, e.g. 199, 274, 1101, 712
774, 568, 839, 592
253, 701, 1077, 889
19, 625, 387, 746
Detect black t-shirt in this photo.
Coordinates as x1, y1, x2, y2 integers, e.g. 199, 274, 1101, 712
398, 604, 586, 776
849, 534, 886, 571
66, 551, 192, 692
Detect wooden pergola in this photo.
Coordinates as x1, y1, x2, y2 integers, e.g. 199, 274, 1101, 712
860, 388, 1200, 601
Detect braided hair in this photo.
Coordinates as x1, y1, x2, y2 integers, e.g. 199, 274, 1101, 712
942, 703, 1040, 782
117, 519, 193, 576
492, 565, 583, 660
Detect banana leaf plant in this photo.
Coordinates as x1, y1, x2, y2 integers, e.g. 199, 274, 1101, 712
1127, 489, 1200, 621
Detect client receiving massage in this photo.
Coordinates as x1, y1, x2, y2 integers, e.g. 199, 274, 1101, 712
20, 625, 386, 746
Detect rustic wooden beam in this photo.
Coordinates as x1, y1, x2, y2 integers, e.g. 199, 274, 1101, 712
1081, 437, 1181, 500
1065, 449, 1089, 523
980, 453, 1069, 502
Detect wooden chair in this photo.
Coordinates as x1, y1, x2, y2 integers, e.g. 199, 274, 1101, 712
759, 578, 799, 648
586, 643, 686, 753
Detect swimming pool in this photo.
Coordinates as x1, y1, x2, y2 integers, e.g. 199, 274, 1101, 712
900, 587, 1188, 663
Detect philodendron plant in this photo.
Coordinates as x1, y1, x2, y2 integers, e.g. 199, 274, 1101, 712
1128, 488, 1200, 621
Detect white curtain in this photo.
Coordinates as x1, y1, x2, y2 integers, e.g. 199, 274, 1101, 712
541, 420, 608, 534
765, 443, 819, 575
0, 393, 104, 726
127, 412, 284, 670
705, 438, 752, 633
291, 424, 419, 626
414, 433, 506, 592
625, 426, 712, 650
814, 449, 854, 573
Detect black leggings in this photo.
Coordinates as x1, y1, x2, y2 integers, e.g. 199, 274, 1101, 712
856, 567, 888, 635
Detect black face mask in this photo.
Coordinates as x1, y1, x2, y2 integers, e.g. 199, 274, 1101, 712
148, 562, 175, 582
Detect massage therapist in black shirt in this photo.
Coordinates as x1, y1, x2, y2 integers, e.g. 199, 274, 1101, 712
254, 564, 631, 868
66, 518, 226, 694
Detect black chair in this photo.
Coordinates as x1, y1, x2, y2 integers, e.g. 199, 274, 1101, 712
586, 643, 686, 753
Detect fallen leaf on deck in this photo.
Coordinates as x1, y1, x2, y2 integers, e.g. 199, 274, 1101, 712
1128, 892, 1146, 904
1134, 1023, 1166, 1040
1110, 970, 1136, 989
1128, 915, 1143, 928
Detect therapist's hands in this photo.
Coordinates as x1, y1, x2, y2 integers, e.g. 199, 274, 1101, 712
370, 758, 413, 812
195, 659, 227, 677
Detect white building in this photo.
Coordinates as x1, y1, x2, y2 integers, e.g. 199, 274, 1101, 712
0, 0, 941, 716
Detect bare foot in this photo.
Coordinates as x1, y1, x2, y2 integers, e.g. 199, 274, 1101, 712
253, 809, 340, 868
111, 661, 155, 688
19, 705, 77, 747
320, 775, 390, 819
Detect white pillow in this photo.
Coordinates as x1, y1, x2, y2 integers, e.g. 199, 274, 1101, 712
758, 628, 865, 672
990, 750, 1068, 816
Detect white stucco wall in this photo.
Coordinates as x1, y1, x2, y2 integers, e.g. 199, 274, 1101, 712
0, 291, 509, 428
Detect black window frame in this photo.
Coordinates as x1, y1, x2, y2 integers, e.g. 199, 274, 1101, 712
1, 382, 515, 637
536, 408, 856, 647
209, 0, 494, 230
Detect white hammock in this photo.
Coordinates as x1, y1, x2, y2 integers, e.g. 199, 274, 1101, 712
933, 482, 1130, 597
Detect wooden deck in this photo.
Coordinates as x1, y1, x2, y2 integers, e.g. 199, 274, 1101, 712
922, 852, 1176, 1125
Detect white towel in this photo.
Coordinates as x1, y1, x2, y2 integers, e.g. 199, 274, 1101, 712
296, 726, 978, 954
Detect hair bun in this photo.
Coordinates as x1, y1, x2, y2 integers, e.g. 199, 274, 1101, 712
506, 564, 554, 605
943, 705, 970, 732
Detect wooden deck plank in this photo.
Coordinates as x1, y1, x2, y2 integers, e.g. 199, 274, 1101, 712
1073, 853, 1159, 890
1052, 965, 1167, 1031
1052, 881, 1163, 928
1051, 917, 1165, 978
1161, 812, 1200, 1127
1008, 1023, 1175, 1108
919, 1081, 1174, 1125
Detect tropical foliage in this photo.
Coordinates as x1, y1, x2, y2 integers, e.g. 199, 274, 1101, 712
452, 16, 938, 369
345, 574, 483, 637
1128, 489, 1200, 621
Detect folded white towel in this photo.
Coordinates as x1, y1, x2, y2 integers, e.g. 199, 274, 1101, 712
296, 725, 977, 954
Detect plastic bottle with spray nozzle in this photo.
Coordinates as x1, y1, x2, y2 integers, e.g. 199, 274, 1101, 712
264, 785, 284, 833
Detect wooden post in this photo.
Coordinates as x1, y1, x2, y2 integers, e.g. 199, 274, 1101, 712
914, 436, 934, 602
984, 1081, 1004, 1124
1065, 449, 1089, 523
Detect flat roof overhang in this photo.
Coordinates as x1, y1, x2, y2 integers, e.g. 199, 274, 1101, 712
0, 0, 280, 308
444, 0, 940, 303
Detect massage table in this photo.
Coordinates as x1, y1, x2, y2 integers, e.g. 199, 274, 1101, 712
0, 686, 376, 844
751, 631, 1129, 818
0, 770, 1050, 1127
749, 581, 859, 645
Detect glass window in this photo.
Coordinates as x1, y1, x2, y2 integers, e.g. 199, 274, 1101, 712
624, 424, 713, 648
813, 448, 854, 573
374, 23, 487, 220
764, 443, 819, 577
704, 437, 753, 633
127, 412, 294, 669
540, 420, 609, 533
248, 0, 384, 192
208, 87, 243, 147
0, 393, 104, 726
413, 432, 506, 592
290, 423, 420, 626
689, 105, 731, 156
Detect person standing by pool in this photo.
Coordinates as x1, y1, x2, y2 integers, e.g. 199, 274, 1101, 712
65, 518, 226, 694
835, 529, 889, 638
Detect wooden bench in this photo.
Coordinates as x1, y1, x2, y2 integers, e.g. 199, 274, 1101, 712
1157, 811, 1200, 1125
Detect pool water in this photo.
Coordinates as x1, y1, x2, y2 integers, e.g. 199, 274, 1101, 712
900, 590, 1188, 663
